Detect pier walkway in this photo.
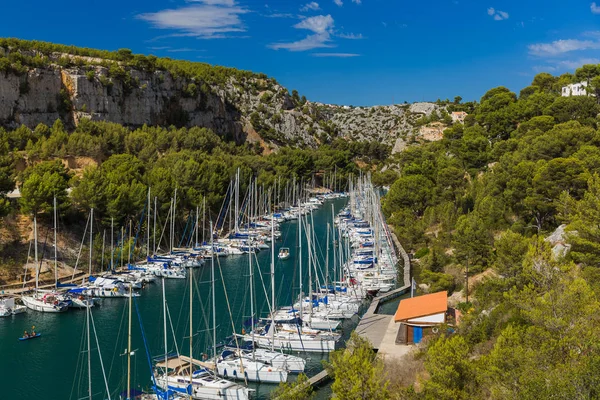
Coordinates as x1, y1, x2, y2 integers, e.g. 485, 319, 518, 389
355, 285, 410, 350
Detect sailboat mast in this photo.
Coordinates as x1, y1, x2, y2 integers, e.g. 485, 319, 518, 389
331, 205, 337, 299
127, 284, 132, 400
34, 214, 38, 291
202, 197, 205, 244
298, 207, 303, 322
307, 225, 312, 323
87, 288, 92, 400
110, 218, 114, 271
162, 276, 168, 383
172, 189, 177, 253
195, 206, 199, 248
89, 208, 93, 277
325, 222, 330, 290
147, 187, 151, 258
234, 168, 239, 233
270, 203, 275, 352
210, 221, 217, 361
249, 201, 255, 359
53, 196, 57, 289
189, 267, 193, 396
153, 197, 157, 255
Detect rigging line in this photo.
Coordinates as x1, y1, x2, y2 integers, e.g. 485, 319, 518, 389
107, 297, 128, 387
173, 272, 190, 344
90, 307, 112, 400
22, 239, 32, 290
69, 311, 88, 400
166, 301, 181, 357
215, 253, 248, 387
156, 200, 172, 254
192, 267, 212, 355
252, 249, 272, 316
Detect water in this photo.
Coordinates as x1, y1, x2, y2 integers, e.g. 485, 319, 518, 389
0, 198, 357, 399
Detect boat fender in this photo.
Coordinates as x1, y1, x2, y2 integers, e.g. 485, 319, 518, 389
268, 368, 272, 372
432, 327, 439, 334
54, 300, 58, 305
241, 328, 246, 335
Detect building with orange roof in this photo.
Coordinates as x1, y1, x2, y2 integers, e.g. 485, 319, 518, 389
394, 291, 448, 345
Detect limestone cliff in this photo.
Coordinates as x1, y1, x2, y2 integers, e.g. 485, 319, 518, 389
0, 46, 444, 148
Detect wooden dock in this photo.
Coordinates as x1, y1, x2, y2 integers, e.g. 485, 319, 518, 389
308, 369, 330, 386
355, 285, 410, 350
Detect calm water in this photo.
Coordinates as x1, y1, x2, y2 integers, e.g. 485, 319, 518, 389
0, 199, 360, 399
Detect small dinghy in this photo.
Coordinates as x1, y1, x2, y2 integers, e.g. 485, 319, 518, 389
19, 333, 41, 341
278, 247, 290, 260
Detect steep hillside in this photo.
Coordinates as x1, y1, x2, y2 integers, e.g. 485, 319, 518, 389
0, 39, 444, 148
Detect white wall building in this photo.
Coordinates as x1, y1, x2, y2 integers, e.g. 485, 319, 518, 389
562, 81, 589, 97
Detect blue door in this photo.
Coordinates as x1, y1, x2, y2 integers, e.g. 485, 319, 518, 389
413, 327, 423, 344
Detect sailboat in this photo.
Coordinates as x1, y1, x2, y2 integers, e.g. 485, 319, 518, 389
154, 228, 251, 399
21, 198, 71, 313
212, 220, 289, 384
0, 297, 26, 316
239, 214, 340, 353
71, 287, 112, 400
70, 208, 98, 308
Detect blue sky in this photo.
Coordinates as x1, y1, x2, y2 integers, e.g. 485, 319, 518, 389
1, 0, 599, 105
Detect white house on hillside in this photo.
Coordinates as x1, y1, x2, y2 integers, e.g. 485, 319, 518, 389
562, 81, 589, 97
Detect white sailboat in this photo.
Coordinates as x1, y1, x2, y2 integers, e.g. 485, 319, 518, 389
155, 223, 252, 399
0, 297, 26, 316
22, 200, 70, 313
214, 208, 289, 383
240, 213, 340, 353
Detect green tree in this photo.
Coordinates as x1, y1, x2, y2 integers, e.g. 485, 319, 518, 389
270, 374, 314, 400
325, 332, 390, 400
453, 212, 492, 270
422, 335, 473, 400
493, 230, 529, 278
20, 160, 70, 215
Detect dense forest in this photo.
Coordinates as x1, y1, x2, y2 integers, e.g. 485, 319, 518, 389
378, 64, 600, 399
0, 116, 389, 280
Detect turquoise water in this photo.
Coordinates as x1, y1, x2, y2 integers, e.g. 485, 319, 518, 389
0, 199, 358, 399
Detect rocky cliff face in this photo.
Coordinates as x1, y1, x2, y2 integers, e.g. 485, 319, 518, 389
0, 52, 444, 148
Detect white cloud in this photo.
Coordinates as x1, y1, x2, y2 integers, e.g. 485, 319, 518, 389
352, 0, 361, 4
166, 48, 205, 52
488, 7, 509, 20
265, 13, 296, 18
337, 32, 363, 39
556, 57, 600, 69
312, 53, 360, 57
494, 11, 509, 20
269, 33, 334, 51
592, 2, 600, 14
294, 14, 334, 34
270, 14, 337, 51
533, 58, 600, 73
334, 0, 343, 6
300, 2, 320, 11
137, 0, 247, 39
528, 39, 600, 56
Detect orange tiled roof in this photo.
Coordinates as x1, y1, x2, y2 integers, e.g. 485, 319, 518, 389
394, 291, 448, 322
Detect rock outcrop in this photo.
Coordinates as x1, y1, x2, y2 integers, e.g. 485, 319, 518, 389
0, 48, 445, 148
